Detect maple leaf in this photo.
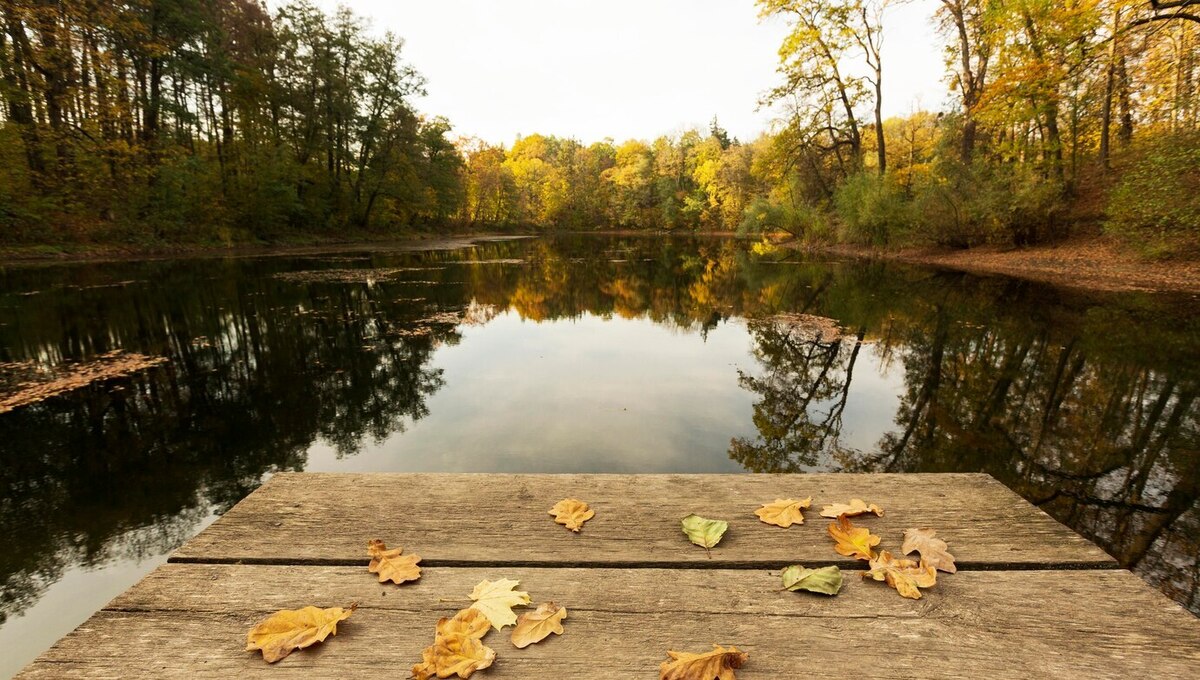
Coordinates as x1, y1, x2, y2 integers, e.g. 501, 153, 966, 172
412, 609, 496, 680
754, 497, 812, 528
660, 645, 748, 680
510, 602, 567, 648
548, 498, 594, 532
827, 515, 880, 561
901, 528, 957, 573
367, 539, 422, 584
819, 499, 884, 518
780, 565, 842, 595
865, 550, 938, 600
245, 604, 355, 663
468, 578, 531, 630
681, 514, 728, 556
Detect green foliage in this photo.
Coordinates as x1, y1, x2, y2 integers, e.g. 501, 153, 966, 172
1106, 135, 1200, 258
738, 197, 830, 242
833, 173, 911, 247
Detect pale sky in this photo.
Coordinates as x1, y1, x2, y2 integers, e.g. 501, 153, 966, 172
314, 0, 950, 145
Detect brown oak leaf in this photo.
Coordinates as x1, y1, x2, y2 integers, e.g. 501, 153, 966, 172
246, 604, 355, 663
660, 645, 748, 680
368, 539, 422, 584
754, 497, 812, 528
819, 498, 884, 518
901, 528, 957, 574
412, 608, 495, 680
510, 602, 567, 648
865, 550, 938, 599
827, 515, 880, 561
548, 498, 594, 532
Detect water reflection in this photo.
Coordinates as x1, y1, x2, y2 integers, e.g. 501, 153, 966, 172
0, 235, 1197, 674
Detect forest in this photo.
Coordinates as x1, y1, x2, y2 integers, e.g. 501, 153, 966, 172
0, 0, 1198, 256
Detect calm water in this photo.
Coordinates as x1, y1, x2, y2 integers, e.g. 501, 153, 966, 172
1, 235, 1198, 675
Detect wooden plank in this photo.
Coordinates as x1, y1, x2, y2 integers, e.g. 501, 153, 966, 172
19, 564, 1199, 679
171, 473, 1114, 568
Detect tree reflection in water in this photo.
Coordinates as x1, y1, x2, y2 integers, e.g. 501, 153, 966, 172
0, 235, 1197, 637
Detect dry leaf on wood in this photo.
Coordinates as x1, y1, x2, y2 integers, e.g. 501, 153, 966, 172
367, 539, 422, 584
246, 604, 355, 663
902, 528, 957, 573
865, 550, 938, 600
412, 608, 496, 680
548, 499, 594, 532
780, 565, 843, 595
681, 514, 728, 556
819, 498, 884, 518
510, 602, 567, 648
469, 578, 531, 630
660, 644, 749, 680
754, 498, 812, 528
827, 515, 879, 561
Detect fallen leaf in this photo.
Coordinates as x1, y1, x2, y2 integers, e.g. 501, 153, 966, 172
780, 565, 843, 595
510, 602, 567, 648
367, 539, 422, 584
754, 498, 812, 528
469, 578, 531, 630
827, 515, 880, 561
819, 499, 884, 518
246, 604, 355, 663
681, 514, 728, 556
865, 550, 938, 599
412, 609, 496, 680
548, 499, 594, 532
901, 528, 957, 573
660, 645, 748, 680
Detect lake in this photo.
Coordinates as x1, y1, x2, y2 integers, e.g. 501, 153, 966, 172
1, 234, 1197, 676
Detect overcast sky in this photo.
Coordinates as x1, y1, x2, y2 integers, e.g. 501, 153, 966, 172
313, 0, 950, 145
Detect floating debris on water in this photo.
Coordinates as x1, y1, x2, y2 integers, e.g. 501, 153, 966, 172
0, 351, 169, 414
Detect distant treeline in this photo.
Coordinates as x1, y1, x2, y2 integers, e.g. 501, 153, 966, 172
1, 1, 1199, 255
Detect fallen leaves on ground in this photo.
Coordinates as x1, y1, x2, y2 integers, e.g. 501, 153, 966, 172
412, 608, 496, 679
819, 499, 884, 518
510, 602, 567, 648
469, 579, 531, 630
367, 539, 422, 584
681, 514, 729, 556
754, 497, 812, 528
780, 565, 843, 595
901, 528, 957, 573
548, 499, 594, 532
246, 604, 355, 663
827, 515, 880, 561
865, 550, 938, 600
660, 645, 749, 680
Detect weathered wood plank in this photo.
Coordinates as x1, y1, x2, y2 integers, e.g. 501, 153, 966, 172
171, 473, 1114, 568
19, 564, 1199, 679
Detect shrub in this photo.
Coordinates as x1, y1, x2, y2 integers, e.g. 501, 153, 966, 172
1106, 134, 1200, 258
833, 172, 911, 247
738, 197, 831, 242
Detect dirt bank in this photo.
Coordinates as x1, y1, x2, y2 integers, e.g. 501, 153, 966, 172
820, 237, 1200, 295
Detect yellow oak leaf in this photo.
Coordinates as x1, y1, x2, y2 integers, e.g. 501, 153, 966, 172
548, 498, 594, 532
468, 578, 531, 630
865, 550, 938, 599
510, 602, 567, 648
827, 515, 880, 561
412, 609, 496, 680
754, 497, 812, 528
245, 604, 355, 663
819, 498, 884, 518
367, 539, 422, 584
660, 645, 749, 680
901, 528, 957, 574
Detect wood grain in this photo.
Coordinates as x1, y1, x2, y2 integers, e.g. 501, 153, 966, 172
18, 564, 1199, 679
171, 472, 1115, 568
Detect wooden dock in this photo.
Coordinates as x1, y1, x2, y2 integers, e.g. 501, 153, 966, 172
17, 473, 1200, 678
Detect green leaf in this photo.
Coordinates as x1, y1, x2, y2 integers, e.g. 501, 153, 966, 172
781, 565, 843, 595
681, 514, 728, 555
